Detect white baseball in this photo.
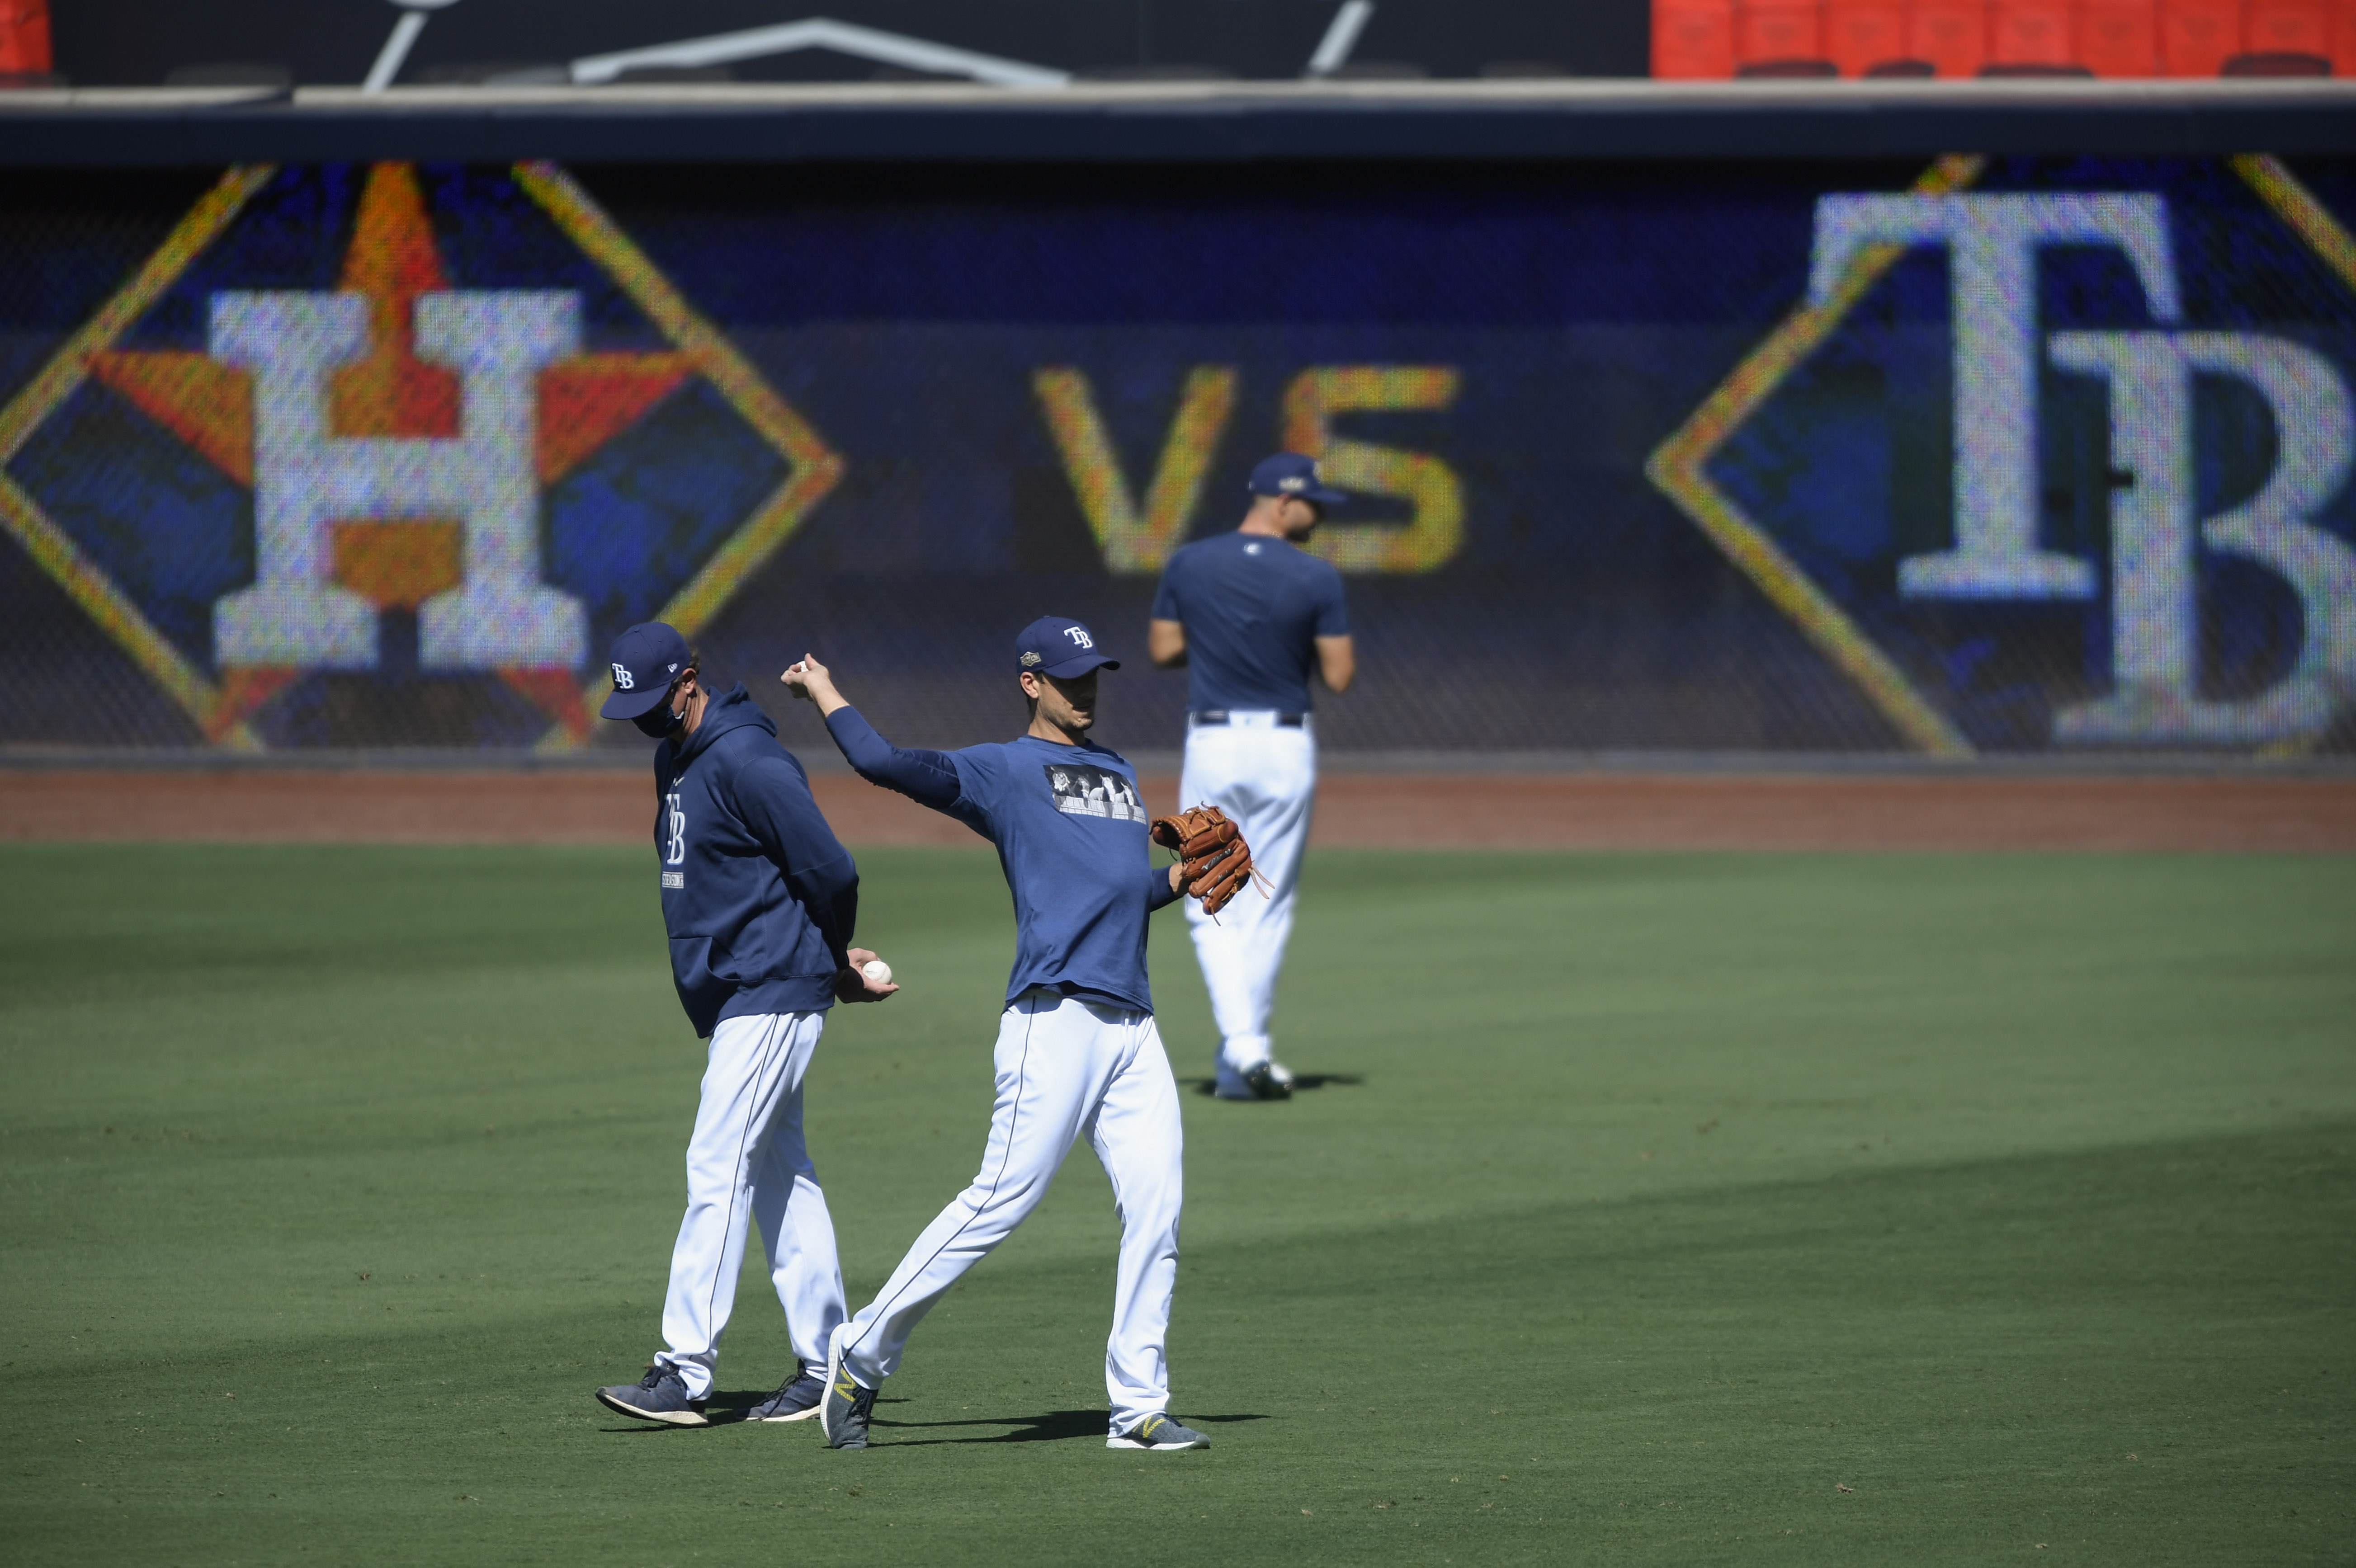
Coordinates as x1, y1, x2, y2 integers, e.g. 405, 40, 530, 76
860, 959, 892, 985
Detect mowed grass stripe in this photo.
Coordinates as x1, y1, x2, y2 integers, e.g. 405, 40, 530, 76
0, 844, 2348, 1566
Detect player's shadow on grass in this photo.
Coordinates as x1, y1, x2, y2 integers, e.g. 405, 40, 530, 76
1180, 1074, 1362, 1097
603, 1393, 915, 1431
877, 1410, 1270, 1445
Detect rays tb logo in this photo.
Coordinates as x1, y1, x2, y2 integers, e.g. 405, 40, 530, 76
1812, 190, 2356, 746
1651, 160, 2356, 755
664, 792, 686, 866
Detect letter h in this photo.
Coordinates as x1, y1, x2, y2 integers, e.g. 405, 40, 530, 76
209, 290, 588, 670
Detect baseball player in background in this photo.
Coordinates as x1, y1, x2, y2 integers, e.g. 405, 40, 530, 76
780, 617, 1229, 1453
593, 621, 898, 1428
1149, 453, 1355, 1100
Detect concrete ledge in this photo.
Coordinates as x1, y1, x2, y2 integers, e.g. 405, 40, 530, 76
0, 79, 2349, 165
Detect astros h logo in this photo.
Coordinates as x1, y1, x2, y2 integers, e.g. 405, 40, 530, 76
1651, 156, 2356, 757
0, 161, 842, 750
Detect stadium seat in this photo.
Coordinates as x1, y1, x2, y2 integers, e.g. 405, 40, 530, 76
1825, 0, 1911, 74
2239, 0, 2332, 59
1909, 0, 1993, 75
1987, 0, 2083, 67
1735, 0, 1831, 71
1865, 55, 1941, 71
2079, 0, 2161, 74
0, 0, 48, 80
2159, 0, 2245, 73
1653, 0, 1737, 78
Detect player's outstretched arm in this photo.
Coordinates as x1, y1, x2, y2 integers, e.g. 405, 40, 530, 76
783, 654, 963, 810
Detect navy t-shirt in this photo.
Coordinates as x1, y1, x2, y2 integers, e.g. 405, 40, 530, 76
824, 709, 1180, 1013
1151, 532, 1349, 714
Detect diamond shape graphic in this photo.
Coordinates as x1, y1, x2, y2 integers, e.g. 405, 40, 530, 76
0, 161, 844, 751
1645, 153, 2356, 757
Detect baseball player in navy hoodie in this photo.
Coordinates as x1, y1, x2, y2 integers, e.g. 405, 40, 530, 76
594, 622, 898, 1428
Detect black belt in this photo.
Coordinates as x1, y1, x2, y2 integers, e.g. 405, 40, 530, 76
1190, 711, 1305, 727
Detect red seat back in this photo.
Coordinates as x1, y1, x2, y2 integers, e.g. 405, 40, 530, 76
2081, 0, 2161, 72
1826, 0, 1912, 72
1654, 0, 1739, 78
1910, 0, 1993, 73
1989, 0, 2082, 63
1737, 0, 1828, 67
2160, 0, 2246, 71
2243, 0, 2331, 54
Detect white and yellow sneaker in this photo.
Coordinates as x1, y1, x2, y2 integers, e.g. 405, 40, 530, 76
1107, 1413, 1210, 1450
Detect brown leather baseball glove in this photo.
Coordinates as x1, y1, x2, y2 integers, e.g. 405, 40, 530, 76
1150, 804, 1257, 917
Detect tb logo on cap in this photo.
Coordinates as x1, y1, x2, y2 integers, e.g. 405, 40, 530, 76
611, 662, 635, 690
1064, 626, 1095, 649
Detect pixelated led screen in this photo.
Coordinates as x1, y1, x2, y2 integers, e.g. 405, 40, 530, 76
1, 155, 2352, 756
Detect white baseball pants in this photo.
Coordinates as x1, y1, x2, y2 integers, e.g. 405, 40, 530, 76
837, 989, 1185, 1432
654, 1010, 846, 1400
1180, 713, 1316, 1088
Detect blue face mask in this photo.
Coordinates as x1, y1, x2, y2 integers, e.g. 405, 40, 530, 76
632, 678, 689, 738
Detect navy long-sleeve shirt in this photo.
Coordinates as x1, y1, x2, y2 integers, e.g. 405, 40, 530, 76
825, 705, 1179, 1012
655, 685, 858, 1036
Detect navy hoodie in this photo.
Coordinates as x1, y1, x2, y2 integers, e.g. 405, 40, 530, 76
653, 685, 858, 1037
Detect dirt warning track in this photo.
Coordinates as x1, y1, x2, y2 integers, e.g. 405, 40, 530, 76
4, 768, 2352, 852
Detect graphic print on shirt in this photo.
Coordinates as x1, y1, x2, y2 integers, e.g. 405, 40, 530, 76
1043, 763, 1144, 822
661, 791, 686, 885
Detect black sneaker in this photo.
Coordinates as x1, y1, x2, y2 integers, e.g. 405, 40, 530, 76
747, 1364, 827, 1423
595, 1362, 708, 1426
1242, 1061, 1291, 1100
1107, 1413, 1210, 1450
820, 1322, 878, 1449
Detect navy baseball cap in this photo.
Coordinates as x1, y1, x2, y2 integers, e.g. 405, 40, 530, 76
600, 622, 693, 720
1015, 616, 1119, 679
1246, 452, 1347, 506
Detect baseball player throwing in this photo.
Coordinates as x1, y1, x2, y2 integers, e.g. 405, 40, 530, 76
1149, 453, 1355, 1099
780, 616, 1241, 1451
593, 621, 897, 1429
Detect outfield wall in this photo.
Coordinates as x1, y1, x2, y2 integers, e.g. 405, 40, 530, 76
4, 133, 2354, 758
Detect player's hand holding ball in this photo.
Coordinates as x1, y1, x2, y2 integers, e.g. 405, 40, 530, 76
782, 654, 856, 720
837, 946, 900, 1003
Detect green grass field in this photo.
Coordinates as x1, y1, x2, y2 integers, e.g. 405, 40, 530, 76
1, 843, 2350, 1566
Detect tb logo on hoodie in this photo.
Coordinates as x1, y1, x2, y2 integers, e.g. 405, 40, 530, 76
663, 791, 687, 883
